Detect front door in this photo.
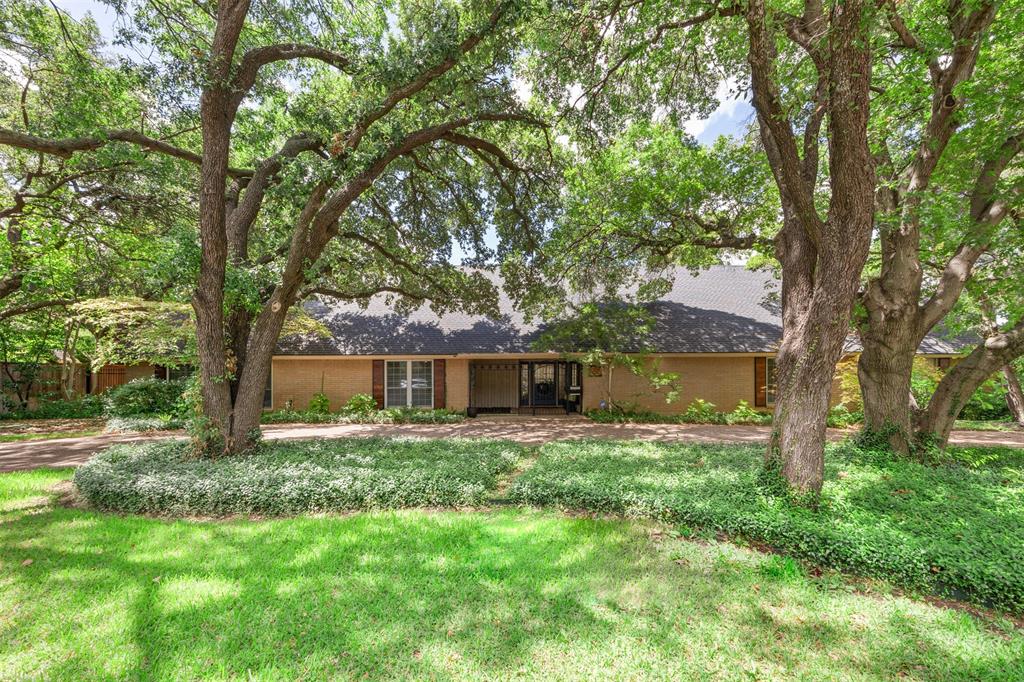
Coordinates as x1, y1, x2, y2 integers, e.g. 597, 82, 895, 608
531, 362, 557, 406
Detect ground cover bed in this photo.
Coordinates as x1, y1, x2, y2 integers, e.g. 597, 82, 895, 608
508, 440, 1024, 614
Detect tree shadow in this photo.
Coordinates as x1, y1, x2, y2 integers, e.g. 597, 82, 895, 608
2, 502, 1021, 680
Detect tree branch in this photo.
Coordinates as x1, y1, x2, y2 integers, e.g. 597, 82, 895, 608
233, 43, 354, 95
0, 127, 252, 177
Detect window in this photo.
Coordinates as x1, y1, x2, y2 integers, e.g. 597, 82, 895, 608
385, 360, 433, 408
766, 358, 777, 405
263, 372, 272, 409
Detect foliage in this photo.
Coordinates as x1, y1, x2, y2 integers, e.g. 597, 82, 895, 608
5, 469, 1024, 679
104, 415, 184, 433
826, 404, 864, 429
508, 439, 1024, 613
345, 393, 378, 414
307, 392, 331, 415
960, 376, 1013, 421
681, 399, 720, 424
74, 437, 523, 516
910, 358, 943, 410
533, 303, 680, 409
0, 395, 103, 420
260, 407, 466, 425
585, 401, 774, 426
102, 378, 186, 418
723, 400, 772, 426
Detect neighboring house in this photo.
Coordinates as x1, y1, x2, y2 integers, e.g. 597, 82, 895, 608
271, 266, 966, 415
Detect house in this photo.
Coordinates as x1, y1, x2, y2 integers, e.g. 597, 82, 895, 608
270, 265, 966, 415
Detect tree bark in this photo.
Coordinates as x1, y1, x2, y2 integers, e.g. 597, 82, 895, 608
1003, 364, 1024, 426
749, 0, 875, 496
917, 324, 1024, 446
857, 320, 919, 454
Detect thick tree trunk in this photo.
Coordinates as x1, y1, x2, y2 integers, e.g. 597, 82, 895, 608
1003, 364, 1024, 426
917, 326, 1024, 446
857, 328, 918, 454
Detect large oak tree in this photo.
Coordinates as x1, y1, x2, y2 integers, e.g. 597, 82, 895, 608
2, 0, 553, 454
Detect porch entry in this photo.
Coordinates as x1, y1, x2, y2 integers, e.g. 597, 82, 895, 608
469, 360, 583, 415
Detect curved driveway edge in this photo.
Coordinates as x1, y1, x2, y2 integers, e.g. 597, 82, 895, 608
1, 419, 1022, 473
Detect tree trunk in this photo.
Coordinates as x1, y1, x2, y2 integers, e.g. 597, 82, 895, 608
917, 326, 1024, 446
1003, 364, 1024, 426
857, 327, 918, 454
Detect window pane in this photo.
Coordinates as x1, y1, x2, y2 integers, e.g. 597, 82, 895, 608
766, 358, 777, 405
386, 361, 407, 407
410, 361, 433, 408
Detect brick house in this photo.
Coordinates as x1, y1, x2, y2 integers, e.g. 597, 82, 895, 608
269, 266, 964, 416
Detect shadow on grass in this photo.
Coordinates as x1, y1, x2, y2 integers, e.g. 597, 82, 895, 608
1, 498, 1022, 680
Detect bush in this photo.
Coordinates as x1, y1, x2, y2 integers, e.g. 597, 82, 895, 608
724, 400, 772, 425
585, 408, 668, 424
345, 393, 378, 414
260, 409, 337, 424
103, 378, 186, 418
308, 392, 331, 414
507, 439, 1024, 614
826, 404, 863, 428
105, 415, 184, 433
681, 399, 722, 424
75, 437, 523, 515
260, 407, 466, 425
0, 395, 104, 420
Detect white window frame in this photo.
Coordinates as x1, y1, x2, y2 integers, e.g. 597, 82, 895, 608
384, 360, 434, 408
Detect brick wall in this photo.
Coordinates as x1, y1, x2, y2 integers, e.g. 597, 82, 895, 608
581, 356, 846, 413
270, 358, 374, 411
445, 359, 470, 411
269, 357, 470, 411
271, 355, 845, 414
581, 356, 758, 413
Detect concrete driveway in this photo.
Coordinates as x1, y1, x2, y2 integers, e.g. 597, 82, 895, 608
1, 417, 1022, 473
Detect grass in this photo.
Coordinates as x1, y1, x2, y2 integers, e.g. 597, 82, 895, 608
0, 429, 103, 443
1, 469, 1022, 680
508, 440, 1024, 613
74, 437, 524, 515
954, 420, 1022, 432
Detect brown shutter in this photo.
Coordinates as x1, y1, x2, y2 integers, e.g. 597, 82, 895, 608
754, 357, 767, 407
372, 360, 385, 409
433, 359, 446, 409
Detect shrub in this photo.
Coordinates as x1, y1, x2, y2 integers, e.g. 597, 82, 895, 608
260, 409, 337, 424
103, 378, 185, 418
0, 395, 104, 420
308, 392, 331, 414
826, 404, 863, 428
507, 439, 1024, 614
585, 408, 667, 424
260, 407, 466, 425
681, 399, 722, 424
75, 437, 523, 515
345, 393, 378, 414
724, 400, 772, 425
105, 415, 184, 433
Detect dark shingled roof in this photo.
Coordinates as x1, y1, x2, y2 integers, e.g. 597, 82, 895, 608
275, 265, 968, 356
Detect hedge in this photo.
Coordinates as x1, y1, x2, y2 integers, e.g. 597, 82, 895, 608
75, 437, 523, 516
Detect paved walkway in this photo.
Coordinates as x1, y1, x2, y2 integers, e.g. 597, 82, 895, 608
1, 418, 1022, 473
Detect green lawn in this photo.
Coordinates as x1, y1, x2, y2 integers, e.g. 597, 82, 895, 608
1, 468, 1022, 680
